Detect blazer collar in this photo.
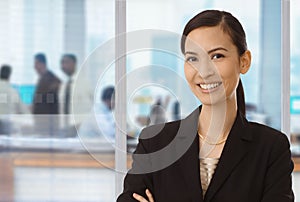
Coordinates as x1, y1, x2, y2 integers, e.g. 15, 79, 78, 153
176, 106, 252, 202
175, 106, 202, 201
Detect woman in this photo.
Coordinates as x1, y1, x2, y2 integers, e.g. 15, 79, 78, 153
117, 10, 294, 202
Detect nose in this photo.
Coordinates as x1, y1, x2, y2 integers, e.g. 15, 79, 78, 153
196, 59, 215, 79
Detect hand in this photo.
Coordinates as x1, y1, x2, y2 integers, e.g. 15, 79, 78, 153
133, 189, 154, 202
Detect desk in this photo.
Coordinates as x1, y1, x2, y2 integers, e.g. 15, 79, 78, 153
0, 152, 132, 201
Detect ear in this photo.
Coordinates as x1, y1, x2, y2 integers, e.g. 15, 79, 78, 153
240, 50, 251, 74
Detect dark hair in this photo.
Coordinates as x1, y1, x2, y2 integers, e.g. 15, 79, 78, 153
62, 54, 77, 63
35, 53, 47, 64
101, 86, 115, 101
0, 65, 12, 80
181, 10, 247, 116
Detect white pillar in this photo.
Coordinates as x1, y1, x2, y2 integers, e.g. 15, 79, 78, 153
115, 0, 127, 199
281, 0, 290, 138
63, 0, 86, 66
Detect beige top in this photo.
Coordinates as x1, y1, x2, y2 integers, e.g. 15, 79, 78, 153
200, 158, 219, 197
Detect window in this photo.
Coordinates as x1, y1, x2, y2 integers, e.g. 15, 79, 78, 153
0, 0, 296, 201
290, 0, 300, 154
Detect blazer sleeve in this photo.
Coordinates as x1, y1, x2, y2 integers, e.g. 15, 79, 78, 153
117, 128, 154, 202
261, 133, 294, 202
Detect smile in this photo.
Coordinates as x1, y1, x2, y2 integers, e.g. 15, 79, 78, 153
199, 82, 222, 90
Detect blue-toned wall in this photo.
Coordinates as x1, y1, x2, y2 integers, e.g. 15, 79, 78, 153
13, 84, 35, 105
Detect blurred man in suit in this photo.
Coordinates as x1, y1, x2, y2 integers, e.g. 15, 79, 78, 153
32, 53, 61, 114
59, 54, 92, 137
32, 53, 61, 136
60, 54, 76, 115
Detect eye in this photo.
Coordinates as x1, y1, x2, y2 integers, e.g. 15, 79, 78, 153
211, 53, 224, 60
185, 56, 198, 62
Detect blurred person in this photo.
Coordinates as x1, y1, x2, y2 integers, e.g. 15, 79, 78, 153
32, 53, 61, 114
0, 65, 28, 114
0, 65, 29, 134
60, 54, 76, 115
118, 10, 294, 202
172, 100, 181, 121
59, 54, 93, 137
32, 53, 61, 136
149, 96, 170, 125
78, 86, 115, 140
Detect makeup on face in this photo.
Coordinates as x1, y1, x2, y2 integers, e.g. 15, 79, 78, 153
184, 26, 242, 105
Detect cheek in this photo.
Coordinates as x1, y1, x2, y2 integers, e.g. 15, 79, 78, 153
217, 63, 240, 91
218, 61, 240, 80
184, 64, 193, 80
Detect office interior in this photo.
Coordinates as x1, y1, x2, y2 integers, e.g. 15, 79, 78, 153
0, 0, 300, 201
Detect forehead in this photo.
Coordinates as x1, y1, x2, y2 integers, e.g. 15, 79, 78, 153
62, 56, 74, 63
185, 25, 234, 52
35, 59, 43, 64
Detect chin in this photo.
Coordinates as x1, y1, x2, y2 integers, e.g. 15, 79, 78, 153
197, 95, 227, 106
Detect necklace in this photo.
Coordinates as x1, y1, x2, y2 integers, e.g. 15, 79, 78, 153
198, 132, 227, 145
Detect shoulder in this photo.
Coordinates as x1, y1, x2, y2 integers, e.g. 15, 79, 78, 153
138, 107, 199, 152
142, 120, 181, 136
138, 120, 181, 152
247, 121, 291, 151
248, 121, 287, 140
46, 71, 61, 82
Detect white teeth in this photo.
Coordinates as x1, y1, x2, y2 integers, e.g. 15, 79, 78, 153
199, 82, 221, 90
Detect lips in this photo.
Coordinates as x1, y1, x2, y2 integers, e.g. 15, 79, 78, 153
199, 82, 222, 90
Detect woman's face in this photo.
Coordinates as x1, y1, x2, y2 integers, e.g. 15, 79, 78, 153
184, 25, 250, 106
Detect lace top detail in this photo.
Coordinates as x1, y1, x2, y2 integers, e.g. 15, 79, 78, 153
200, 158, 219, 197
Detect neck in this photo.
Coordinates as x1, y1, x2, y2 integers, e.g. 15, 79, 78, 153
198, 98, 237, 139
67, 72, 74, 77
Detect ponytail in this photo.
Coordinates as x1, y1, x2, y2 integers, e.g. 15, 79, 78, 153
236, 79, 246, 116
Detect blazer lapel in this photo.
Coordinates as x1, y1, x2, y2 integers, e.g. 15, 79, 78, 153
175, 107, 204, 202
204, 112, 252, 202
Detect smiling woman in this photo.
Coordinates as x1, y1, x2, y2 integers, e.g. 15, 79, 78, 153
182, 25, 252, 160
117, 10, 294, 202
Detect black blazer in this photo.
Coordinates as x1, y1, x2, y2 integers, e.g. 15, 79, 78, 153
117, 107, 294, 202
33, 70, 61, 114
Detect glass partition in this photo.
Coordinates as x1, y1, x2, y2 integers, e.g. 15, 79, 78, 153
0, 0, 116, 201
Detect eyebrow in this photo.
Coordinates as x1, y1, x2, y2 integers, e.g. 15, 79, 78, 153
184, 47, 228, 55
207, 47, 228, 54
184, 51, 198, 55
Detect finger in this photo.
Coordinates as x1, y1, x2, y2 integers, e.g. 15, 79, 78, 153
145, 189, 154, 202
133, 193, 148, 202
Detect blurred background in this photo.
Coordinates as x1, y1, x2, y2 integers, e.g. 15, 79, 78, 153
0, 0, 299, 201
